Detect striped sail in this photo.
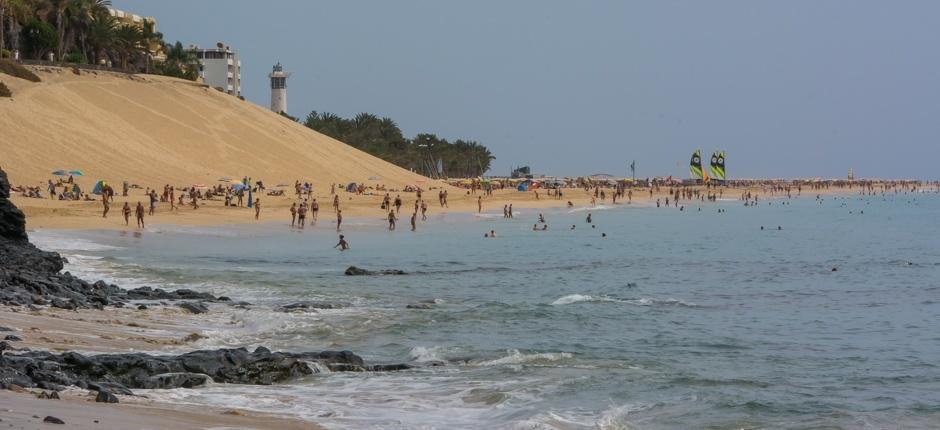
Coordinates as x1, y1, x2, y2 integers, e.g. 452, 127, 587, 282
709, 151, 726, 180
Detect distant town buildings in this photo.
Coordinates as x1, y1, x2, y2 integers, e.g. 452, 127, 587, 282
191, 43, 242, 97
269, 62, 291, 114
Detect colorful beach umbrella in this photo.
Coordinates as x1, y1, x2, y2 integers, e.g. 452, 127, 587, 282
52, 170, 68, 176
68, 170, 84, 176
231, 183, 247, 191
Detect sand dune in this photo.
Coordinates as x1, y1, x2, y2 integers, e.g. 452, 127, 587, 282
0, 66, 430, 189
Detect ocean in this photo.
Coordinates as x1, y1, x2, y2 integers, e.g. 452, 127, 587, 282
31, 191, 940, 429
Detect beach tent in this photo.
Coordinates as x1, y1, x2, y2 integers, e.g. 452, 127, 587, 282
91, 180, 107, 195
345, 183, 357, 192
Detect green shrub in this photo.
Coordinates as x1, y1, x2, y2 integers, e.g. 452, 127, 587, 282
0, 49, 10, 59
64, 51, 86, 64
0, 60, 41, 82
0, 82, 11, 98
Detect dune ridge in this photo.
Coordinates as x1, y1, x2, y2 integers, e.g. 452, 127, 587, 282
0, 66, 430, 188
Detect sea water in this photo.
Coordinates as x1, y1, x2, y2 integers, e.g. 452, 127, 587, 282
31, 192, 940, 429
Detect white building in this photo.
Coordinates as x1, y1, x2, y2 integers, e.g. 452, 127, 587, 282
268, 62, 291, 114
192, 43, 241, 97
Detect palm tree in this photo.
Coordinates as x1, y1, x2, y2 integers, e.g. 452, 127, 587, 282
85, 11, 115, 64
50, 0, 69, 60
113, 23, 142, 69
68, 0, 110, 63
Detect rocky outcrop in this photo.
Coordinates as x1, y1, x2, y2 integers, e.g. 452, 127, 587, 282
0, 347, 411, 394
0, 168, 225, 308
344, 266, 407, 276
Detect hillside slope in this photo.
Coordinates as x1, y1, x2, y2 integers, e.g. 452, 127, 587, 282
0, 66, 430, 188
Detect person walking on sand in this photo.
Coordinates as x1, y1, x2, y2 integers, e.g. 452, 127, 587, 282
255, 198, 262, 220
311, 198, 319, 222
509, 204, 514, 218
478, 196, 483, 213
169, 186, 176, 210
122, 202, 131, 226
101, 193, 110, 218
298, 201, 307, 228
394, 195, 403, 214
333, 194, 340, 212
334, 234, 349, 251
336, 209, 343, 231
388, 210, 397, 230
411, 212, 417, 231
290, 203, 297, 226
135, 201, 145, 228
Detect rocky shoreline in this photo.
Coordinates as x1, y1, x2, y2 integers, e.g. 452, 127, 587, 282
0, 167, 410, 406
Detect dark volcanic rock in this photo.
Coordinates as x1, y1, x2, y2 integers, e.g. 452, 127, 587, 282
95, 390, 119, 403
406, 303, 433, 309
0, 347, 410, 393
43, 416, 65, 424
344, 266, 407, 276
3, 335, 21, 341
178, 302, 209, 314
0, 326, 13, 331
277, 301, 348, 312
0, 167, 224, 309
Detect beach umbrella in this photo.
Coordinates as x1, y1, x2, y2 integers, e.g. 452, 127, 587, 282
68, 170, 84, 176
231, 183, 247, 191
218, 176, 233, 182
193, 184, 208, 190
92, 180, 106, 195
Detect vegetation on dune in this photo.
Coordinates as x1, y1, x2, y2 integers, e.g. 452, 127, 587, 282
0, 80, 10, 96
303, 111, 495, 178
0, 58, 39, 81
0, 0, 197, 79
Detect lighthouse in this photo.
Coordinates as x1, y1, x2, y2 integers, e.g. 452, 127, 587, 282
268, 62, 291, 114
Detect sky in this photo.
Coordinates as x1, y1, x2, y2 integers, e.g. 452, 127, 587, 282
116, 0, 940, 179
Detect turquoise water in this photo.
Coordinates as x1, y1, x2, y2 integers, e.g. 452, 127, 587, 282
33, 191, 940, 429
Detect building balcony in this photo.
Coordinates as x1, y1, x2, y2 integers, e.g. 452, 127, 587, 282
227, 72, 234, 79
227, 59, 233, 66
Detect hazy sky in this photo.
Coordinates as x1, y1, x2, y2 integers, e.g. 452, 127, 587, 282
116, 1, 939, 179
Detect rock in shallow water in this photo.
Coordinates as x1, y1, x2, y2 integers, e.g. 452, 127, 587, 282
43, 416, 64, 424
178, 302, 209, 314
95, 390, 119, 403
344, 266, 407, 276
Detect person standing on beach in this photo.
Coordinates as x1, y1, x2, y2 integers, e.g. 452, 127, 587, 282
290, 203, 297, 227
122, 202, 131, 226
478, 196, 483, 213
421, 200, 428, 221
586, 213, 593, 223
297, 201, 307, 228
394, 195, 403, 214
509, 204, 514, 218
101, 193, 110, 218
336, 209, 343, 231
148, 190, 157, 216
503, 205, 508, 218
334, 234, 349, 250
254, 198, 262, 220
48, 180, 55, 199
333, 194, 340, 212
411, 212, 417, 231
388, 210, 397, 230
135, 201, 145, 228
311, 199, 319, 222
443, 190, 449, 208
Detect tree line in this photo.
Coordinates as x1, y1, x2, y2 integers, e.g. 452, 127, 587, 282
303, 111, 495, 178
0, 0, 198, 79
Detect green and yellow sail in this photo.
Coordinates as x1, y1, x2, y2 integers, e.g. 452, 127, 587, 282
689, 150, 704, 180
709, 151, 726, 180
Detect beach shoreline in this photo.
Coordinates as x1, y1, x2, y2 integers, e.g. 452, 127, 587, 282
13, 183, 872, 232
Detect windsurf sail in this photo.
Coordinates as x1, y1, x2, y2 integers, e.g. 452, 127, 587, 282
710, 151, 726, 180
689, 150, 704, 180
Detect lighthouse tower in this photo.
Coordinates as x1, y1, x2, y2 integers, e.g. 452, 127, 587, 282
268, 62, 291, 114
